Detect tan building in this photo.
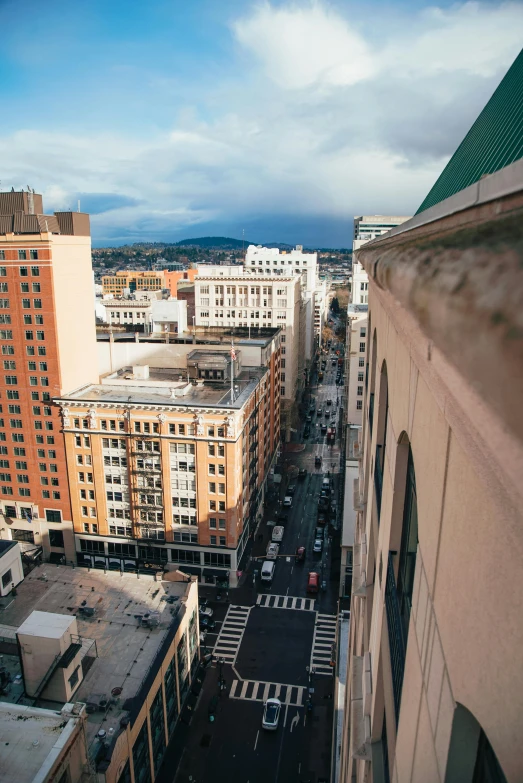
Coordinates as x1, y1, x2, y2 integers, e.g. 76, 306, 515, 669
55, 334, 280, 584
102, 268, 198, 297
0, 190, 98, 565
0, 562, 199, 783
336, 159, 523, 782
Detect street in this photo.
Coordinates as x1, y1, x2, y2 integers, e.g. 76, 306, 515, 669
160, 335, 344, 783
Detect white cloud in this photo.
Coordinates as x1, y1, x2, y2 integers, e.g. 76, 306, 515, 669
1, 1, 522, 243
232, 1, 376, 89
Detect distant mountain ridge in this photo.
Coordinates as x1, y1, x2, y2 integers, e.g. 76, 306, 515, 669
174, 236, 295, 250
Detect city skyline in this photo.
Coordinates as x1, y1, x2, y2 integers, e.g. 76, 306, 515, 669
1, 0, 521, 246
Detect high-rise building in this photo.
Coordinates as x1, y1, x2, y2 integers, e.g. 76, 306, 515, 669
194, 268, 300, 439
352, 217, 411, 307
336, 50, 523, 783
55, 336, 280, 585
0, 190, 98, 562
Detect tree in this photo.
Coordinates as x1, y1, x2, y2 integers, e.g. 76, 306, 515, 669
331, 297, 340, 314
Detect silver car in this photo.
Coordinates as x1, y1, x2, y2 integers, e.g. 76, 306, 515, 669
262, 698, 282, 730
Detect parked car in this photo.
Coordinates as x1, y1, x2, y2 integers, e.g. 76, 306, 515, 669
295, 546, 306, 563
314, 455, 322, 467
307, 572, 319, 593
305, 415, 312, 423
321, 425, 327, 435
326, 399, 332, 405
266, 542, 280, 560
304, 425, 311, 438
317, 408, 323, 416
298, 468, 307, 480
325, 410, 330, 419
277, 512, 289, 523
200, 617, 216, 630
287, 484, 296, 495
318, 497, 329, 512
199, 606, 214, 618
313, 538, 323, 554
317, 513, 327, 526
262, 698, 282, 730
283, 496, 292, 507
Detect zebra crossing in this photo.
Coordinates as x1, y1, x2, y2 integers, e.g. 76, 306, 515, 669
212, 605, 251, 664
229, 679, 306, 706
256, 593, 316, 612
310, 613, 337, 675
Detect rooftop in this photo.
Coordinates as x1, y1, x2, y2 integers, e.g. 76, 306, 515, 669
61, 364, 267, 410
0, 564, 192, 750
0, 702, 82, 783
96, 326, 280, 349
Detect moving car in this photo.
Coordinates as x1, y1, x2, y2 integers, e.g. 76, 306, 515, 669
295, 546, 306, 563
326, 399, 332, 406
317, 513, 327, 526
321, 425, 327, 435
304, 425, 311, 438
318, 497, 329, 511
325, 410, 330, 419
266, 542, 280, 560
317, 408, 323, 416
298, 468, 307, 480
200, 617, 216, 630
315, 455, 322, 467
283, 496, 292, 507
313, 539, 323, 554
199, 606, 214, 618
262, 698, 282, 730
287, 484, 296, 495
261, 560, 276, 583
305, 415, 312, 423
315, 526, 324, 540
272, 526, 285, 542
307, 572, 319, 594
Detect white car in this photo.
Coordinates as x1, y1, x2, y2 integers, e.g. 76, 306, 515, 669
283, 496, 292, 507
313, 538, 323, 553
199, 606, 213, 618
262, 698, 282, 730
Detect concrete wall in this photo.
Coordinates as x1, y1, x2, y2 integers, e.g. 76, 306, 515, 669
345, 282, 523, 782
51, 236, 99, 394
0, 543, 23, 596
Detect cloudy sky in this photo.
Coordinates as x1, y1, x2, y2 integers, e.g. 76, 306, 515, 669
0, 0, 521, 247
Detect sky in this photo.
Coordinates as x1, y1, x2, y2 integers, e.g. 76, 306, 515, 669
0, 0, 521, 248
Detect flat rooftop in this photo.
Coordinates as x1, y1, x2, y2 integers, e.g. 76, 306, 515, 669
62, 366, 267, 409
96, 327, 280, 349
0, 564, 191, 749
0, 703, 77, 783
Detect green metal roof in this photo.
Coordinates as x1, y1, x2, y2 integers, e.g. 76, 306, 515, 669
417, 48, 523, 214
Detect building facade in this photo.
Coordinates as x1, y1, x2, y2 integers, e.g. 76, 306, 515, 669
351, 217, 410, 307
338, 161, 523, 782
0, 191, 98, 564
102, 268, 198, 298
194, 270, 299, 439
56, 339, 280, 584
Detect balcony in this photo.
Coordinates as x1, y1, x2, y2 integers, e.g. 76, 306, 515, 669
385, 554, 406, 724
374, 444, 383, 519
132, 464, 162, 474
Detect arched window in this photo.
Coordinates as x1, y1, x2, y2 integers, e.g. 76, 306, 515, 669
397, 447, 418, 639
445, 704, 507, 783
374, 361, 388, 520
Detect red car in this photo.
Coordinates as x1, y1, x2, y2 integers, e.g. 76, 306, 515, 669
307, 572, 319, 593
295, 546, 306, 563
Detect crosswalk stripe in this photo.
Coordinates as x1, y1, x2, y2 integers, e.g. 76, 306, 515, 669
309, 610, 337, 676
212, 604, 252, 664
256, 593, 316, 612
229, 679, 307, 706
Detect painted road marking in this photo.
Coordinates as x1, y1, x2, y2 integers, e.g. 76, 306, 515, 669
256, 593, 316, 612
310, 612, 337, 675
290, 711, 300, 732
212, 604, 251, 663
229, 679, 306, 707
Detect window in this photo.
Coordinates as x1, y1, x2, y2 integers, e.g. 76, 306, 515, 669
0, 330, 13, 340
17, 474, 29, 483
218, 483, 225, 494
359, 357, 365, 367
10, 419, 22, 429
5, 376, 16, 385
19, 488, 30, 497
219, 536, 226, 546
357, 386, 363, 396
281, 386, 285, 396
32, 283, 41, 293
39, 362, 47, 371
358, 372, 364, 382
0, 299, 9, 309
219, 518, 226, 530
25, 330, 33, 341
36, 331, 44, 340
0, 283, 7, 293
359, 343, 366, 352
35, 315, 43, 325
218, 501, 225, 512
3, 361, 15, 370
360, 328, 366, 337
20, 283, 29, 293
46, 509, 62, 523
1, 569, 12, 589
12, 434, 23, 443
209, 500, 216, 511
49, 529, 64, 548
22, 299, 30, 309
1, 487, 13, 495
18, 251, 27, 261
208, 444, 215, 456
207, 427, 215, 437
210, 535, 217, 545
209, 517, 217, 529
6, 390, 18, 400
41, 377, 49, 387
30, 251, 38, 261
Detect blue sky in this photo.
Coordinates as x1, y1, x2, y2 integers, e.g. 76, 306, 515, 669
1, 0, 521, 247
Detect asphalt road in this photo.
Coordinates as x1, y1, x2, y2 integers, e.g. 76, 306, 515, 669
167, 344, 344, 783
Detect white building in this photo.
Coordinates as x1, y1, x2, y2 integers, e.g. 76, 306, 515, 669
351, 216, 411, 306
244, 244, 317, 294
345, 304, 368, 426
151, 297, 188, 336
194, 269, 301, 439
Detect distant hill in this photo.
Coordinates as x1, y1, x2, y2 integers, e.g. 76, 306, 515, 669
175, 236, 254, 249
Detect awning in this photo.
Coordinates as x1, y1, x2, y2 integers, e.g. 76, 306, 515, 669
202, 568, 229, 581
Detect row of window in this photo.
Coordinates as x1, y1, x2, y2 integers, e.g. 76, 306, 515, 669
78, 537, 232, 567
1, 486, 60, 499
0, 253, 39, 262
0, 432, 54, 445
0, 299, 43, 310
4, 375, 49, 386
0, 282, 41, 293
